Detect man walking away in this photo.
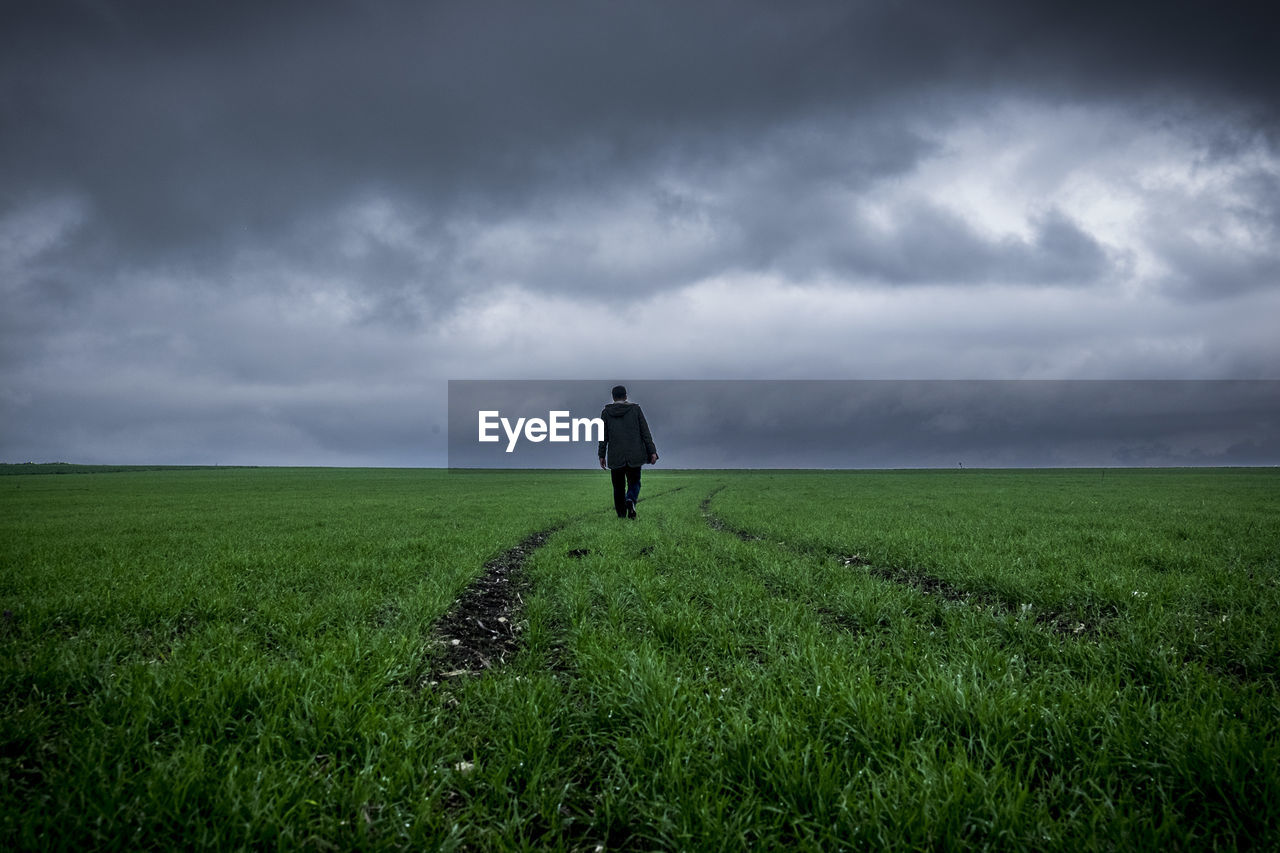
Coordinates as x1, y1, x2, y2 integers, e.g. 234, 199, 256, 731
598, 385, 659, 519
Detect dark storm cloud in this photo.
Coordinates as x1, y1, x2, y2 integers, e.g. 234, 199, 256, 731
794, 202, 1112, 285
1145, 166, 1280, 300
3, 1, 862, 255
4, 0, 1276, 257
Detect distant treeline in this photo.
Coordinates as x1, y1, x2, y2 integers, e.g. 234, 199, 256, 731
0, 463, 254, 475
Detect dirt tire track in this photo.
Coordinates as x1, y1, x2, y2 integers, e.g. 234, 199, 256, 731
424, 527, 558, 683
699, 488, 1104, 637
422, 485, 689, 686
699, 487, 759, 542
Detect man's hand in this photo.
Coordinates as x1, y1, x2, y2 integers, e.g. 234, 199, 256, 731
649, 453, 659, 465
599, 457, 607, 470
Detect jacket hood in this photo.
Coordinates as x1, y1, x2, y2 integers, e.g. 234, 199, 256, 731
603, 401, 635, 417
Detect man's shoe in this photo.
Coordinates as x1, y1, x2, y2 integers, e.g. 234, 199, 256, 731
626, 499, 637, 519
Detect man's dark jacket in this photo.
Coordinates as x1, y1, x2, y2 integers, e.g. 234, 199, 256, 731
598, 401, 657, 469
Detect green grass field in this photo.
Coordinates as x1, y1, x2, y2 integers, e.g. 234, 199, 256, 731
2, 467, 1277, 850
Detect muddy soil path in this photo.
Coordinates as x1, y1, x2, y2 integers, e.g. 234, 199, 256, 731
425, 527, 558, 683
424, 484, 689, 684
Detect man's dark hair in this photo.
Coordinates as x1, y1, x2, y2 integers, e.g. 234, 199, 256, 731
612, 385, 627, 401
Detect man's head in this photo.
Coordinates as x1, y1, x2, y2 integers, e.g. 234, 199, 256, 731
612, 385, 627, 401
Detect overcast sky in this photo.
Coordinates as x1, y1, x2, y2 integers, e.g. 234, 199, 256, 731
2, 0, 1278, 467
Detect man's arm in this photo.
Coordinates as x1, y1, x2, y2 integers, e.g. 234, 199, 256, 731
638, 408, 657, 464
598, 410, 608, 468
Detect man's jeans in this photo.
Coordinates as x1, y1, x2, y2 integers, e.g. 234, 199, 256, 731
610, 465, 642, 517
